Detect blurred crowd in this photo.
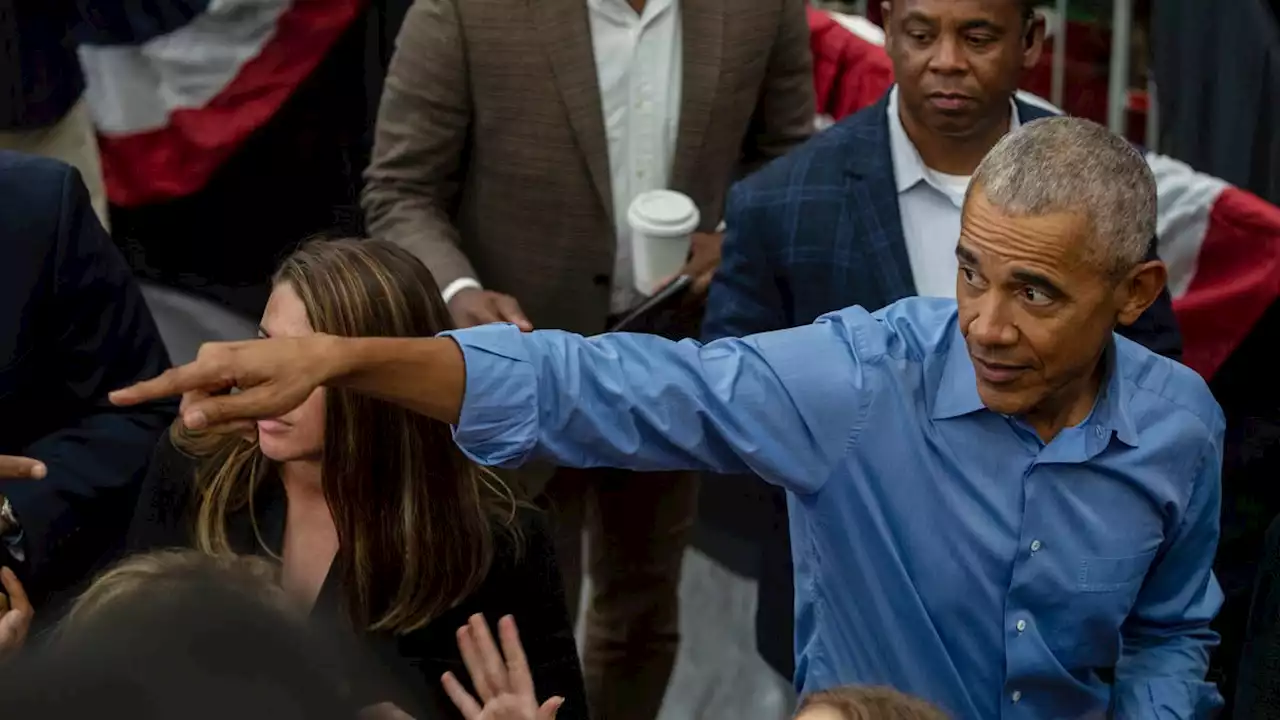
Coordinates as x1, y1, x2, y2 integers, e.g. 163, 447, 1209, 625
1, 0, 1279, 719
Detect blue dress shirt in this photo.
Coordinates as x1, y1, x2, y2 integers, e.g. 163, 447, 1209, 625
444, 296, 1224, 720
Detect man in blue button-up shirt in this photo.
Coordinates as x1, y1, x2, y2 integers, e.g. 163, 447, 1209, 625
114, 117, 1224, 719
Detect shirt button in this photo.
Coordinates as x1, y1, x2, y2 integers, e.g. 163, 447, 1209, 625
1095, 426, 1106, 438
1012, 690, 1022, 703
1030, 539, 1042, 552
1016, 619, 1027, 633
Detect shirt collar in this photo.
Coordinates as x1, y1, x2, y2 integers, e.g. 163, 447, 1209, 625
1085, 344, 1140, 448
886, 85, 1022, 195
931, 322, 985, 420
931, 322, 1141, 448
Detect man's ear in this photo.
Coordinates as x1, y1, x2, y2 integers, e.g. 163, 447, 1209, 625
881, 2, 893, 41
1115, 260, 1168, 327
1021, 14, 1047, 70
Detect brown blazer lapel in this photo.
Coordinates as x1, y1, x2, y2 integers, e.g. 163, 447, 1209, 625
670, 0, 725, 193
531, 0, 614, 222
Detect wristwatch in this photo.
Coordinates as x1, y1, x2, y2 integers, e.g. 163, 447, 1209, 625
0, 495, 17, 537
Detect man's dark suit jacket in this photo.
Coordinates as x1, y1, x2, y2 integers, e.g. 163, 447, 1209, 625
0, 151, 174, 612
701, 95, 1185, 680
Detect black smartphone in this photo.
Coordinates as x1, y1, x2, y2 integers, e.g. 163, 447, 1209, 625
608, 275, 694, 332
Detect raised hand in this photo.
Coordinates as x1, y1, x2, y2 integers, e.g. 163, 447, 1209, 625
0, 567, 32, 660
441, 614, 563, 720
0, 456, 45, 480
109, 336, 342, 433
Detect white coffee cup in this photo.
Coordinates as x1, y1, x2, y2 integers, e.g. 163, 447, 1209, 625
627, 189, 701, 295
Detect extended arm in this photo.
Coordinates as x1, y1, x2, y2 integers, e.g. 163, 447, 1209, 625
361, 0, 477, 289
1112, 436, 1224, 718
114, 313, 882, 495
437, 322, 864, 493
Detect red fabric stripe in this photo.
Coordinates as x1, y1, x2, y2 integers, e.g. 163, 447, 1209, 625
97, 0, 367, 207
1174, 187, 1280, 378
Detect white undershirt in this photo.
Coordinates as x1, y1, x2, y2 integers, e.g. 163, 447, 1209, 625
442, 0, 683, 314
887, 86, 1021, 298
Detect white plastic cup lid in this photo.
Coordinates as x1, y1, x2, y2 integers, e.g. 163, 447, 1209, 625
627, 190, 700, 238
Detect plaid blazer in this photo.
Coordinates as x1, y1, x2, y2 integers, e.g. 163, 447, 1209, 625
363, 0, 815, 336
703, 93, 1183, 358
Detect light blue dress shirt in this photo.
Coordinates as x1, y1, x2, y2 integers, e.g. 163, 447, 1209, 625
444, 296, 1225, 720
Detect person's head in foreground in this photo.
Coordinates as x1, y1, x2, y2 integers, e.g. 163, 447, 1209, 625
956, 116, 1164, 439
59, 549, 294, 633
795, 686, 949, 720
1, 550, 355, 720
883, 0, 1044, 145
177, 238, 521, 633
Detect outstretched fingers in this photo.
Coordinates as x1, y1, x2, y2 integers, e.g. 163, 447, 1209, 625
441, 671, 484, 720
110, 360, 232, 408
497, 615, 535, 699
179, 385, 294, 430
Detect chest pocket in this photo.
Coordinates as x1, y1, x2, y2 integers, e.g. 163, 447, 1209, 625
1055, 549, 1158, 670
1079, 551, 1157, 593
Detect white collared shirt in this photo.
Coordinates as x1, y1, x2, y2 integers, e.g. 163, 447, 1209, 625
590, 0, 683, 312
887, 85, 1020, 298
441, 0, 682, 314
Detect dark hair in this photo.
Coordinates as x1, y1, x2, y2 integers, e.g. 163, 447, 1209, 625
177, 238, 523, 634
797, 686, 950, 720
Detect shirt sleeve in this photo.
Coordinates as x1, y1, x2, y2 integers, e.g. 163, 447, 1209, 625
444, 313, 880, 495
1113, 432, 1225, 718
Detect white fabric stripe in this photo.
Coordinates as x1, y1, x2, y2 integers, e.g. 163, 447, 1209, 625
78, 0, 293, 135
827, 11, 885, 45
1146, 152, 1229, 299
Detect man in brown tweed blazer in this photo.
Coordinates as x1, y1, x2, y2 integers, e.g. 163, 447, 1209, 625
363, 0, 814, 716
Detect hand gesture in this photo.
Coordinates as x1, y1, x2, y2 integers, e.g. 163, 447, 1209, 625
0, 456, 45, 480
110, 336, 341, 433
441, 614, 563, 720
0, 567, 32, 660
449, 289, 533, 331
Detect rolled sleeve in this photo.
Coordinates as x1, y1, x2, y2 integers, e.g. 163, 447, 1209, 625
445, 324, 541, 468
439, 307, 878, 495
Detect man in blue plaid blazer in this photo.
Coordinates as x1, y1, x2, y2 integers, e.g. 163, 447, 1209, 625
701, 0, 1183, 683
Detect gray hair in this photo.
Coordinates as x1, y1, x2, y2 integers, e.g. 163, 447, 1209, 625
968, 116, 1156, 273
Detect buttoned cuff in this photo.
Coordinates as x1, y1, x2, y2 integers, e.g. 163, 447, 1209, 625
441, 324, 541, 468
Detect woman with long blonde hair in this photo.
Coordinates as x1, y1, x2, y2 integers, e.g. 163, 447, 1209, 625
126, 239, 585, 719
